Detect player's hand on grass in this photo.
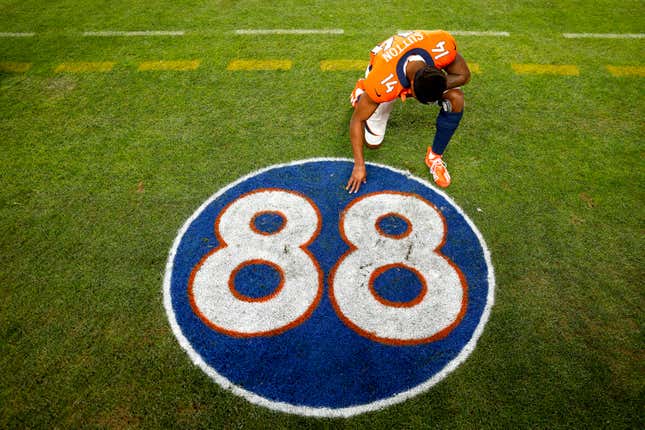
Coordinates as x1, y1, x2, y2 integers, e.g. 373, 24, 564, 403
346, 164, 367, 193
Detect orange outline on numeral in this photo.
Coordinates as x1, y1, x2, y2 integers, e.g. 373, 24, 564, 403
368, 262, 427, 308
374, 212, 412, 239
250, 211, 287, 236
229, 259, 285, 303
329, 190, 469, 346
188, 188, 324, 338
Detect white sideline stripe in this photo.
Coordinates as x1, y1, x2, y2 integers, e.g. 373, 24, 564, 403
563, 33, 645, 39
0, 32, 35, 37
234, 28, 344, 35
398, 30, 509, 37
83, 31, 185, 37
448, 30, 510, 37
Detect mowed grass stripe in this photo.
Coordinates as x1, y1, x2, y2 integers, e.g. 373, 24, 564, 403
606, 65, 645, 77
227, 59, 292, 71
0, 61, 32, 73
512, 63, 579, 76
138, 60, 201, 71
55, 61, 116, 73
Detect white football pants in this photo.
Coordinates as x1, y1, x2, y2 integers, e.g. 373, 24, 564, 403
364, 100, 395, 146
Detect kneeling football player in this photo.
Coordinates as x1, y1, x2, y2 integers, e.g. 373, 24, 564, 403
346, 30, 471, 193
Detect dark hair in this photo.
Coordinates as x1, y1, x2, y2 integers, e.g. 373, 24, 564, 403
413, 66, 447, 104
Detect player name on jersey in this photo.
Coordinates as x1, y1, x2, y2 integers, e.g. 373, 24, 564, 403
373, 32, 426, 63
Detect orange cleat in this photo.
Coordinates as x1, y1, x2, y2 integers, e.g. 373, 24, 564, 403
425, 151, 451, 188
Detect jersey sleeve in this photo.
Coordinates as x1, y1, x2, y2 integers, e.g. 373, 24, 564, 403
427, 30, 458, 69
363, 63, 403, 103
363, 77, 400, 103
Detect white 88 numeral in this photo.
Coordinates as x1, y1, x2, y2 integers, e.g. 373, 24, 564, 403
189, 189, 323, 337
189, 189, 467, 344
330, 192, 467, 345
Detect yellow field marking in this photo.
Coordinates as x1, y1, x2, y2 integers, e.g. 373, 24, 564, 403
320, 60, 368, 71
227, 59, 292, 71
0, 62, 31, 73
319, 60, 481, 74
138, 60, 201, 71
511, 63, 579, 76
54, 62, 115, 73
606, 65, 645, 77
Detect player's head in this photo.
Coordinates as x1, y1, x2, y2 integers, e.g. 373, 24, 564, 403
413, 66, 447, 104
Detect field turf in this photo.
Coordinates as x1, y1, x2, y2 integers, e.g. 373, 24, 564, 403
1, 1, 643, 428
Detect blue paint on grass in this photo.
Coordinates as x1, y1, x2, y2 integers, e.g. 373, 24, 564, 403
232, 263, 282, 300
168, 160, 492, 410
372, 266, 425, 304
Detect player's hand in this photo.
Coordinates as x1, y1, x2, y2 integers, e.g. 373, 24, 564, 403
345, 164, 367, 194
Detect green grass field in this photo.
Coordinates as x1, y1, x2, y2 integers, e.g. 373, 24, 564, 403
1, 1, 643, 428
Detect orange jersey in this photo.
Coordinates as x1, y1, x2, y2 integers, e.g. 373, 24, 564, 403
355, 30, 458, 104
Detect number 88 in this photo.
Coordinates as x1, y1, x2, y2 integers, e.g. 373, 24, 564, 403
189, 189, 467, 345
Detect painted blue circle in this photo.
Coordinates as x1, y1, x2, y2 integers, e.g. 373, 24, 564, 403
232, 263, 282, 300
252, 212, 285, 235
165, 159, 494, 416
372, 266, 424, 305
376, 214, 410, 237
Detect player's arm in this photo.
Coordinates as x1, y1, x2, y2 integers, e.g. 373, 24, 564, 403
443, 53, 471, 89
346, 93, 379, 193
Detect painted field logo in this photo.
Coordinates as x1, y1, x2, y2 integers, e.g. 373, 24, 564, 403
163, 159, 494, 417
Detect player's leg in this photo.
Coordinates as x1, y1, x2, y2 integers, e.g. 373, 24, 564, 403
425, 88, 465, 187
350, 77, 395, 148
364, 100, 395, 148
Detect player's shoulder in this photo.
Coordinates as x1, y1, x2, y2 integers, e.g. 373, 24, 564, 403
417, 30, 457, 47
363, 68, 400, 103
418, 29, 455, 40
364, 82, 399, 104
415, 30, 458, 68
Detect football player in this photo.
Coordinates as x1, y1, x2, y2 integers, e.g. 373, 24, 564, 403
346, 30, 471, 193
